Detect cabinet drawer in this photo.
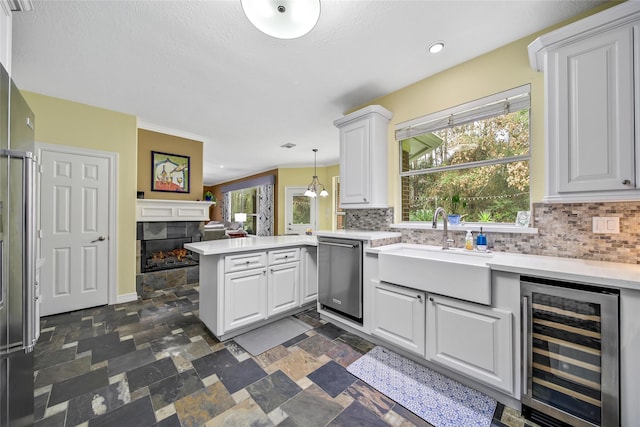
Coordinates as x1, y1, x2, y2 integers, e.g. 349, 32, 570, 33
268, 248, 300, 265
225, 252, 267, 272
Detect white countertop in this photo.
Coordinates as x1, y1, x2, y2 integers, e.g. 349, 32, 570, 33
185, 235, 317, 256
314, 229, 402, 241
487, 252, 640, 290
369, 243, 640, 291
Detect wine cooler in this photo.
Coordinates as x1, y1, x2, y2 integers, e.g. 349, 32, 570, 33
521, 276, 619, 427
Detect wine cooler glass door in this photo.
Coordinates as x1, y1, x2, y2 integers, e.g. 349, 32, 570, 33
521, 278, 619, 427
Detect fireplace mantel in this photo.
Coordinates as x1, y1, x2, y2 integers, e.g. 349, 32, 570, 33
136, 199, 214, 222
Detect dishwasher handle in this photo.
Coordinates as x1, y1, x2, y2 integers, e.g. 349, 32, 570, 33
319, 241, 358, 249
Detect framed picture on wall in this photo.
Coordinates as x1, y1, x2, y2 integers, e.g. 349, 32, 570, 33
151, 151, 190, 193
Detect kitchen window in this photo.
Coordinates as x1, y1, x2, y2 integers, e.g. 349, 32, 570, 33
397, 85, 530, 224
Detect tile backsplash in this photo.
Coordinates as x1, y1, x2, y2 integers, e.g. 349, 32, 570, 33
345, 202, 639, 265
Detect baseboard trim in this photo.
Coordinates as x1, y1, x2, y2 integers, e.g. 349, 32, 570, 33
116, 292, 138, 304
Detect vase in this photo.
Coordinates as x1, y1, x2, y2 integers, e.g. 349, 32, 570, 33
447, 214, 461, 225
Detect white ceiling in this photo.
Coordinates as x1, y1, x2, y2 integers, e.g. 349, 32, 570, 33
11, 0, 607, 185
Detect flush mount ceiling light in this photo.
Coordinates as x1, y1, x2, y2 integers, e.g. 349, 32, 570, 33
428, 41, 445, 54
304, 148, 328, 198
241, 0, 320, 39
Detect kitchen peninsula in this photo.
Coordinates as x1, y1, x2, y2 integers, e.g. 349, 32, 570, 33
185, 236, 318, 340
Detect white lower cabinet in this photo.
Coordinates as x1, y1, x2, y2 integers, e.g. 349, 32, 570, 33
268, 262, 300, 316
221, 247, 313, 335
223, 268, 268, 331
426, 294, 513, 393
372, 281, 425, 356
300, 247, 318, 304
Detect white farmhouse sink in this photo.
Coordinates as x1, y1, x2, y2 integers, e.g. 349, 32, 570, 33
378, 244, 493, 305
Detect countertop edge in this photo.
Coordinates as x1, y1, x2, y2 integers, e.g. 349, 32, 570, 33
368, 243, 640, 291
185, 236, 317, 256
315, 230, 402, 241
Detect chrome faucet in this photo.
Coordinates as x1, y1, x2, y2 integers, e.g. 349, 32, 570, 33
432, 207, 454, 250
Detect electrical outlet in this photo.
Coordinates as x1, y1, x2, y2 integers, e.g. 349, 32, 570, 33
592, 217, 620, 234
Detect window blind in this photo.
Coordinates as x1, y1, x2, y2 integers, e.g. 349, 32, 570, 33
395, 86, 530, 141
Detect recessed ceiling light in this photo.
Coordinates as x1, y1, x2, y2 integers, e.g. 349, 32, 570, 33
428, 41, 445, 54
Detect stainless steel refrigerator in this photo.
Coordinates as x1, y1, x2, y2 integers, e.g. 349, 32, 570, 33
0, 63, 38, 427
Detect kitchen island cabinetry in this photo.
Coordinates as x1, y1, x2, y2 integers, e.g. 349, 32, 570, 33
334, 105, 393, 208
185, 236, 317, 340
224, 267, 267, 331
529, 2, 640, 202
267, 248, 300, 316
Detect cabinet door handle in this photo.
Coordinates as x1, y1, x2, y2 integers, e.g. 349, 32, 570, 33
416, 295, 422, 302
522, 296, 529, 396
622, 179, 631, 186
429, 297, 434, 302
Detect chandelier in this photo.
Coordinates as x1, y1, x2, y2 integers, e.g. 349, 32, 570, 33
304, 148, 328, 198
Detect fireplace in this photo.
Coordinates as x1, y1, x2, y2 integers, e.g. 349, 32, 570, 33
137, 221, 202, 273
135, 200, 213, 299
141, 237, 198, 273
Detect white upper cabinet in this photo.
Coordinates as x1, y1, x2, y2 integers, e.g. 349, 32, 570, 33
334, 105, 393, 208
529, 2, 640, 202
0, 3, 12, 73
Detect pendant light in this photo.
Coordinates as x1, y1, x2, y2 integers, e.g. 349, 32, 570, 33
241, 0, 321, 40
304, 148, 328, 198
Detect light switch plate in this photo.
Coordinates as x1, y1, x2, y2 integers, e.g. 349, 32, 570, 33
592, 217, 620, 234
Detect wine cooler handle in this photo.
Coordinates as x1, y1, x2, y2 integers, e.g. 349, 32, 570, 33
522, 295, 528, 397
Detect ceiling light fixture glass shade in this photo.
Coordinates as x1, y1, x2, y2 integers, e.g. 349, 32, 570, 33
241, 0, 320, 39
304, 148, 328, 198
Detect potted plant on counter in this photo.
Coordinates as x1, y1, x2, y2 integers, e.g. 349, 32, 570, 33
447, 194, 466, 225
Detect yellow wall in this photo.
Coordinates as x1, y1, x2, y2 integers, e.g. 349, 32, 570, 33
137, 129, 203, 200
277, 166, 336, 233
22, 91, 138, 297
360, 2, 618, 221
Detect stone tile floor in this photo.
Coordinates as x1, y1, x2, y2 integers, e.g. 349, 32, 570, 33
33, 284, 538, 426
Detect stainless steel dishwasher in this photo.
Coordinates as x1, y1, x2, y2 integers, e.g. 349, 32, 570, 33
317, 237, 363, 323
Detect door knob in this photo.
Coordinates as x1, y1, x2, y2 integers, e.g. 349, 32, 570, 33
91, 236, 106, 243
622, 179, 631, 186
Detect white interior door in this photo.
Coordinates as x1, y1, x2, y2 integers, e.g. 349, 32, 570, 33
39, 147, 112, 316
284, 187, 317, 235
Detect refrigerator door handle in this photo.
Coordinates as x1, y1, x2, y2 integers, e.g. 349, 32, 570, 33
22, 154, 37, 353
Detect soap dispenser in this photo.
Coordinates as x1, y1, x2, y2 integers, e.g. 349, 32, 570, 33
465, 230, 474, 250
476, 227, 487, 252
